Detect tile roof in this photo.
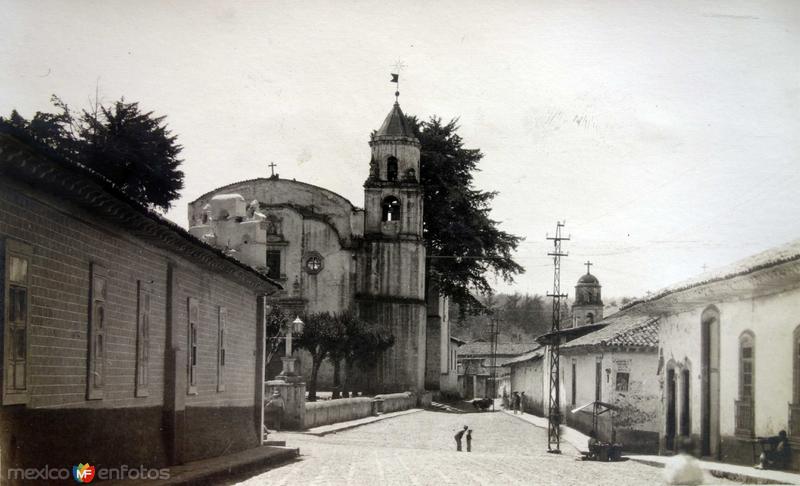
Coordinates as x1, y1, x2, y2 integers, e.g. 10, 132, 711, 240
561, 312, 660, 350
502, 347, 545, 367
375, 102, 416, 139
457, 341, 538, 356
621, 238, 800, 311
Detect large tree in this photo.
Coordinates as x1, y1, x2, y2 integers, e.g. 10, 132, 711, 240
297, 310, 395, 401
295, 311, 339, 402
408, 116, 524, 313
1, 95, 184, 211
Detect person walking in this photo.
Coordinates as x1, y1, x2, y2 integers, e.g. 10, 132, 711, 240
512, 392, 521, 414
466, 429, 473, 452
454, 425, 468, 451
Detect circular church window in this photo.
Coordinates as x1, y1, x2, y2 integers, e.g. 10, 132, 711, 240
304, 252, 324, 274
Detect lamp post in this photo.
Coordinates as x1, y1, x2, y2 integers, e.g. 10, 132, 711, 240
285, 316, 304, 357
278, 316, 304, 381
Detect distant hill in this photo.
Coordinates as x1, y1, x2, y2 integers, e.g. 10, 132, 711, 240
450, 293, 558, 344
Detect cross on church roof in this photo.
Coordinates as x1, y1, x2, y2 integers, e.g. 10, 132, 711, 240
268, 162, 277, 178
585, 260, 593, 274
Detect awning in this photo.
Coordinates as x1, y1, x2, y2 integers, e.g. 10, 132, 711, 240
570, 400, 619, 416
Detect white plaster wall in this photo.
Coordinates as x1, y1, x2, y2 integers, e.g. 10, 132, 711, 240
510, 358, 545, 413
659, 285, 800, 438
609, 351, 660, 433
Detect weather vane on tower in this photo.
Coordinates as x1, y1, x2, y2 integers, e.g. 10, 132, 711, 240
390, 59, 406, 103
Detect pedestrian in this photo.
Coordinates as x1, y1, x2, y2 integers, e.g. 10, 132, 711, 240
454, 425, 468, 451
265, 389, 286, 432
663, 437, 704, 485
513, 392, 521, 414
466, 429, 473, 452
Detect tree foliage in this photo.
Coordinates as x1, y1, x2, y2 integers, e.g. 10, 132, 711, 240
407, 116, 524, 313
264, 304, 289, 370
1, 95, 184, 211
451, 292, 553, 342
296, 310, 394, 400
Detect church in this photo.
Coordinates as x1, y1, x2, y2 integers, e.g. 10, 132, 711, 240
187, 99, 457, 394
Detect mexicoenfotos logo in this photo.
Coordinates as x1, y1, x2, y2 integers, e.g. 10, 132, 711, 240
73, 463, 96, 483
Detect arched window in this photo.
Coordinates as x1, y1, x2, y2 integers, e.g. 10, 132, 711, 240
739, 331, 754, 401
586, 312, 594, 324
382, 196, 401, 222
387, 157, 398, 182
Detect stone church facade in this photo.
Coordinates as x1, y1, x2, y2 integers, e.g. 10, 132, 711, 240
188, 101, 453, 393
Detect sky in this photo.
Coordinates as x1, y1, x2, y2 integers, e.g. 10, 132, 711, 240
2, 0, 798, 300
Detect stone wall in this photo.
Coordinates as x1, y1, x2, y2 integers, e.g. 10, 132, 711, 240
376, 392, 416, 413
304, 397, 374, 429
302, 392, 417, 429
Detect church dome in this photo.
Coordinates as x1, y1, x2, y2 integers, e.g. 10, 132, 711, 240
578, 273, 599, 285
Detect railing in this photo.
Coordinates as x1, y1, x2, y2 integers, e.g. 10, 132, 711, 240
735, 399, 754, 437
788, 403, 800, 439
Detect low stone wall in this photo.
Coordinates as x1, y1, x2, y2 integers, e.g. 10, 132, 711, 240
304, 397, 374, 429
375, 392, 417, 413
302, 392, 421, 429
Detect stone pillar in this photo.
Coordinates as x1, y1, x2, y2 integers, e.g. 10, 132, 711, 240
265, 379, 306, 430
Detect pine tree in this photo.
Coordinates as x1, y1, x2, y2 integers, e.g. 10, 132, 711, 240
407, 116, 524, 313
1, 95, 184, 211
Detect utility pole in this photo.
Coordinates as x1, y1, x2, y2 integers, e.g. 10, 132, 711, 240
489, 312, 500, 411
546, 221, 569, 453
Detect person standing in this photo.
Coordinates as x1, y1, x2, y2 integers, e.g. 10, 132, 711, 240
265, 389, 286, 432
455, 425, 468, 451
466, 429, 473, 452
512, 392, 521, 414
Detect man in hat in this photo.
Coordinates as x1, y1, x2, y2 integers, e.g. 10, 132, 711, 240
265, 389, 286, 432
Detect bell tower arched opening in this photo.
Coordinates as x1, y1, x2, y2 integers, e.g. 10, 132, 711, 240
382, 196, 401, 222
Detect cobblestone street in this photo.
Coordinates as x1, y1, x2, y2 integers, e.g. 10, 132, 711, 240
234, 411, 697, 486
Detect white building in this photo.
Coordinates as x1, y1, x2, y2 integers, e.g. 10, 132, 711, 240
634, 239, 800, 468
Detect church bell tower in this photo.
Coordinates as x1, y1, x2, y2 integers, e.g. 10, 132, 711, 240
357, 100, 427, 392
364, 102, 423, 237
571, 261, 604, 327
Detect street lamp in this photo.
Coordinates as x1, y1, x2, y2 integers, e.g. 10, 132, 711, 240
277, 316, 304, 381
285, 316, 304, 356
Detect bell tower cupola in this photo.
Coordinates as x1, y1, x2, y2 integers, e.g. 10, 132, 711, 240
364, 101, 423, 238
571, 261, 604, 327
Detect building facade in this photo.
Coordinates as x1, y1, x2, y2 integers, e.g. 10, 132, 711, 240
0, 132, 282, 478
457, 342, 536, 399
187, 101, 456, 393
640, 240, 800, 468
560, 312, 661, 453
